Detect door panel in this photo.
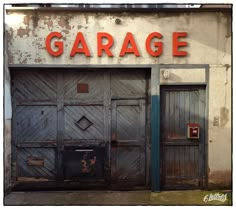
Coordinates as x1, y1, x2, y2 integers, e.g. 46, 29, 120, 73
16, 106, 57, 142
160, 86, 205, 189
64, 105, 105, 141
17, 147, 56, 180
12, 69, 149, 189
111, 100, 146, 186
111, 70, 147, 98
63, 71, 105, 101
112, 146, 145, 182
12, 71, 57, 101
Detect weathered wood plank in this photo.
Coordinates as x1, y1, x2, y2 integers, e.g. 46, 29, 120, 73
56, 72, 64, 180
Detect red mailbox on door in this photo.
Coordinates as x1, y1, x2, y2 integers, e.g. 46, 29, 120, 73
187, 123, 200, 139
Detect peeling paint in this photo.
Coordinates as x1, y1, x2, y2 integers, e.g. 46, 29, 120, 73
44, 20, 53, 30
6, 28, 13, 44
58, 16, 71, 30
84, 14, 89, 24
17, 27, 30, 38
62, 30, 69, 34
23, 15, 30, 26
34, 58, 43, 63
22, 58, 28, 64
32, 14, 39, 28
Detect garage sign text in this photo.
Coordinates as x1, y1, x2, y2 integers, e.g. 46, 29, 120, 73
45, 32, 188, 57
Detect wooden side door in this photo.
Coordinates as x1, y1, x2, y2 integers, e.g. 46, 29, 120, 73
160, 86, 206, 189
111, 99, 146, 188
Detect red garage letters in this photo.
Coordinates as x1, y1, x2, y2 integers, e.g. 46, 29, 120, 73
45, 32, 188, 57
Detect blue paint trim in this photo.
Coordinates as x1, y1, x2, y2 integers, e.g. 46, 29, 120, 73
151, 95, 160, 192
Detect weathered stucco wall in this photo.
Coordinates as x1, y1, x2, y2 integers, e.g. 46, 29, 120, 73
5, 9, 231, 189
208, 65, 231, 189
5, 11, 231, 65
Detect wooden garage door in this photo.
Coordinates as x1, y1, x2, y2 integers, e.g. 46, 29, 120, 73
160, 86, 206, 189
11, 68, 150, 189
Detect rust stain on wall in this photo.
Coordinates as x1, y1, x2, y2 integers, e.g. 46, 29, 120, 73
44, 20, 53, 30
17, 27, 30, 37
7, 54, 14, 64
35, 58, 43, 63
62, 30, 69, 34
21, 58, 28, 64
84, 14, 89, 24
6, 28, 14, 44
23, 15, 30, 25
208, 170, 231, 189
58, 16, 71, 30
220, 107, 229, 127
6, 28, 14, 64
32, 14, 39, 28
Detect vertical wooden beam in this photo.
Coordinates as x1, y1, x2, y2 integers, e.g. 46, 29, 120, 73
151, 65, 160, 192
145, 71, 151, 186
56, 72, 64, 180
104, 71, 111, 183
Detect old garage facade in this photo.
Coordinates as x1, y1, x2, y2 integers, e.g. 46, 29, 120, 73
4, 4, 232, 192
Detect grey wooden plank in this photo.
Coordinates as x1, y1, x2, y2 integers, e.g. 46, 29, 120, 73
16, 142, 57, 148
111, 96, 147, 100
114, 100, 142, 106
180, 145, 185, 176
104, 71, 111, 182
64, 100, 104, 105
189, 90, 195, 123
111, 101, 117, 144
139, 100, 146, 140
56, 72, 64, 180
169, 91, 175, 139
15, 101, 57, 106
184, 90, 190, 126
174, 91, 180, 136
145, 72, 151, 186
165, 90, 170, 140
179, 91, 185, 137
